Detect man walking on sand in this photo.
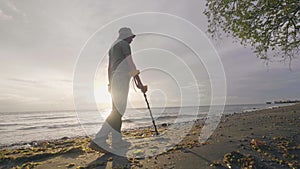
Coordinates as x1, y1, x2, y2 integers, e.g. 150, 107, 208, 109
89, 27, 147, 153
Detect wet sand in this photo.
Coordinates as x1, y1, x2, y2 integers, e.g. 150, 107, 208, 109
1, 104, 299, 169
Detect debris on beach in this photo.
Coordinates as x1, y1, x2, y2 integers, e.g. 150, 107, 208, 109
65, 163, 75, 168
210, 135, 300, 169
224, 151, 257, 168
250, 139, 266, 147
0, 137, 91, 169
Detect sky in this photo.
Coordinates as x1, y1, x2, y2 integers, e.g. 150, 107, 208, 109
0, 0, 299, 112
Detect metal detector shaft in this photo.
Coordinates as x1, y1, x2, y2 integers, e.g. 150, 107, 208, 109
143, 93, 159, 135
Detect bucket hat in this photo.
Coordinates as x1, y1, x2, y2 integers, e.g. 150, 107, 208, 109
118, 27, 136, 39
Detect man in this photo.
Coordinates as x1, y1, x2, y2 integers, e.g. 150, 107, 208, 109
89, 27, 147, 153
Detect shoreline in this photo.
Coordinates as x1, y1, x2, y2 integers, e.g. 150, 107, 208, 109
0, 103, 295, 149
0, 119, 203, 150
1, 103, 299, 168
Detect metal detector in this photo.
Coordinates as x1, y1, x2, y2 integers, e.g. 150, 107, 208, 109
134, 77, 159, 135
143, 92, 159, 135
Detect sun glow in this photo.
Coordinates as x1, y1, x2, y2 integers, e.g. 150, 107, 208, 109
94, 84, 111, 107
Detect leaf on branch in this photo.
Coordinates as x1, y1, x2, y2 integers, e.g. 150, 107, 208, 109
204, 0, 300, 66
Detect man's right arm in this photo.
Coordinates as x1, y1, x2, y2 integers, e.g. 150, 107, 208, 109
125, 54, 137, 71
134, 74, 147, 93
125, 54, 147, 93
121, 41, 147, 93
108, 57, 112, 92
108, 60, 111, 83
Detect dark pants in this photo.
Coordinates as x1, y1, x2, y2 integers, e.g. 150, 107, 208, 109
94, 72, 130, 144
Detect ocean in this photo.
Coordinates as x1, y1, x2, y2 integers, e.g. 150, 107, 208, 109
0, 104, 287, 147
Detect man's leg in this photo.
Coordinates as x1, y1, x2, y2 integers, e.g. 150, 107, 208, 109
106, 102, 122, 132
106, 105, 122, 145
93, 102, 123, 147
93, 122, 110, 144
90, 120, 111, 153
110, 73, 130, 145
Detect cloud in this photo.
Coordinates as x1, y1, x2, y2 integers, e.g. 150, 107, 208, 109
0, 9, 12, 21
8, 77, 72, 84
0, 77, 74, 112
0, 1, 27, 23
0, 93, 39, 102
7, 78, 39, 84
6, 1, 20, 13
6, 77, 73, 90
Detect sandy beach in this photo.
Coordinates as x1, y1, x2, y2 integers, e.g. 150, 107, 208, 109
1, 104, 299, 169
